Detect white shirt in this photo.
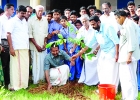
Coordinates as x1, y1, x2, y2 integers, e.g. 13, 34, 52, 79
7, 16, 29, 50
100, 12, 120, 33
76, 25, 96, 44
0, 14, 11, 42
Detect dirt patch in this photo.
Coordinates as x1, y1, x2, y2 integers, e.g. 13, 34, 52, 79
28, 81, 91, 100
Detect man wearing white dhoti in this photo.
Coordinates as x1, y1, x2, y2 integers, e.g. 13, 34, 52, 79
44, 43, 75, 90
71, 14, 99, 85
28, 5, 48, 84
7, 5, 29, 90
114, 10, 140, 100
72, 15, 119, 91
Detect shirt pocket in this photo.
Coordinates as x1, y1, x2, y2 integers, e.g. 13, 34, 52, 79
96, 34, 107, 45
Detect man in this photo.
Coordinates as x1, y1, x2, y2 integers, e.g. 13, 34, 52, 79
87, 5, 96, 17
44, 43, 74, 90
0, 3, 14, 87
72, 15, 119, 91
100, 1, 120, 34
28, 5, 48, 84
114, 10, 140, 100
64, 8, 71, 21
127, 1, 136, 17
25, 6, 33, 21
7, 5, 29, 90
71, 14, 99, 85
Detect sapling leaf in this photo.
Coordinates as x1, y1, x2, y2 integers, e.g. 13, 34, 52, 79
46, 42, 54, 48
58, 34, 63, 39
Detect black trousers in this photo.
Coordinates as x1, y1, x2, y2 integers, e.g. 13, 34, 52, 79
1, 39, 10, 86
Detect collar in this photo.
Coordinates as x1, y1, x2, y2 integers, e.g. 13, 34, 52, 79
35, 15, 43, 21
50, 50, 62, 58
95, 23, 103, 33
2, 14, 11, 20
122, 18, 128, 28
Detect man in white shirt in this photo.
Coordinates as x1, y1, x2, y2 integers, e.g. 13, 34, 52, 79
28, 5, 48, 84
7, 5, 29, 90
115, 10, 140, 100
0, 3, 14, 86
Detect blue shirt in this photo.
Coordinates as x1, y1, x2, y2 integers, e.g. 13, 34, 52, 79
48, 20, 62, 43
44, 50, 71, 71
86, 23, 119, 54
60, 24, 77, 49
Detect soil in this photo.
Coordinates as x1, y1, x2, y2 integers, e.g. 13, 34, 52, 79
28, 81, 91, 100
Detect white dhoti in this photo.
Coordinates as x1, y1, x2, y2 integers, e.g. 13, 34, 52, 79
50, 65, 69, 86
97, 51, 119, 91
31, 50, 46, 84
9, 49, 29, 90
78, 49, 100, 86
119, 61, 138, 100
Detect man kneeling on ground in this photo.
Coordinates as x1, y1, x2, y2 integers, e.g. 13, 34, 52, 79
44, 43, 75, 90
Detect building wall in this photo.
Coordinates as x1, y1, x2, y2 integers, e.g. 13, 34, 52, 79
17, 0, 48, 10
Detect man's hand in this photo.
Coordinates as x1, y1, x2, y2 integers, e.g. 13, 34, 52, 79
115, 53, 119, 62
52, 30, 60, 35
42, 43, 46, 51
47, 83, 52, 90
35, 45, 42, 52
10, 47, 16, 56
70, 60, 75, 66
126, 55, 132, 64
93, 50, 98, 55
71, 54, 79, 61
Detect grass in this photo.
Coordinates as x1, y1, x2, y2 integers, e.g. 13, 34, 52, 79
0, 83, 140, 100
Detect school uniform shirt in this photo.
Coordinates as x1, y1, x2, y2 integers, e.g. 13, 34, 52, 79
60, 24, 77, 49
6, 16, 29, 50
48, 20, 62, 43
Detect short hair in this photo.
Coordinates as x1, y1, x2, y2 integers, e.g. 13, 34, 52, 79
52, 9, 61, 14
80, 6, 86, 12
26, 6, 33, 9
60, 15, 67, 20
80, 14, 89, 21
16, 5, 27, 12
70, 10, 78, 16
89, 15, 100, 22
4, 3, 14, 11
35, 5, 44, 11
114, 10, 127, 17
46, 11, 53, 16
64, 8, 71, 12
137, 5, 140, 9
102, 1, 111, 8
127, 1, 135, 7
74, 20, 82, 25
87, 5, 96, 10
94, 9, 102, 15
132, 15, 139, 22
0, 8, 4, 15
51, 43, 59, 50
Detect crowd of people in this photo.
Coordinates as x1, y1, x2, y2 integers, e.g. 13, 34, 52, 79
0, 1, 140, 100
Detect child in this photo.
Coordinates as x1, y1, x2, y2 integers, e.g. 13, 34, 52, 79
60, 15, 83, 81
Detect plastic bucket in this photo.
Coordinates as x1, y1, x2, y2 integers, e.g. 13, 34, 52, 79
98, 84, 116, 100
